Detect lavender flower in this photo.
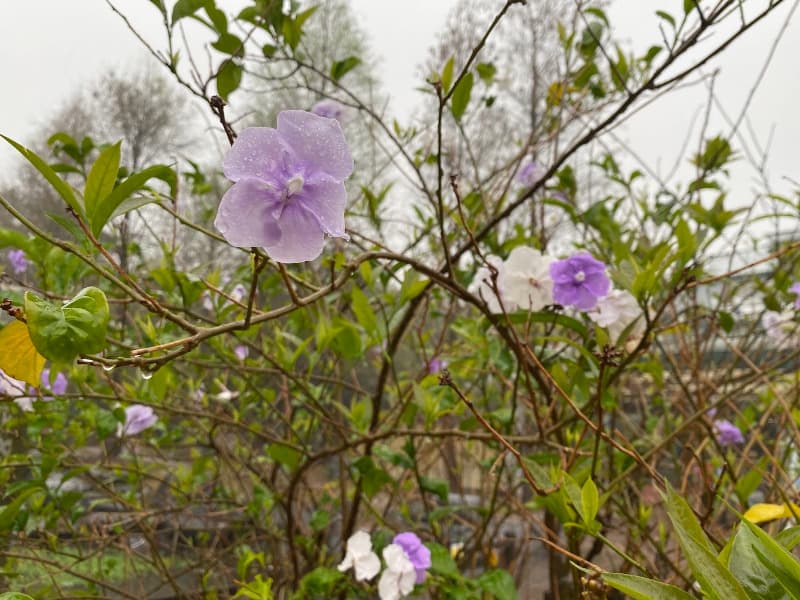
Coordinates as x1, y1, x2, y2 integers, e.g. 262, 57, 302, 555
392, 532, 431, 584
39, 368, 68, 400
234, 345, 249, 361
7, 249, 28, 274
311, 99, 346, 122
119, 404, 158, 437
516, 158, 543, 187
214, 110, 353, 263
550, 252, 610, 311
790, 282, 800, 309
714, 419, 744, 447
427, 357, 447, 374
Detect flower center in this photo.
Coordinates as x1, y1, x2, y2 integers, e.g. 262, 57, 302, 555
285, 174, 305, 197
527, 276, 541, 289
574, 270, 586, 283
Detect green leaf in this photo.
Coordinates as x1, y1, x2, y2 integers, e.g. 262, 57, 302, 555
476, 62, 497, 84
351, 287, 378, 336
656, 10, 676, 28
91, 164, 177, 236
212, 33, 244, 57
0, 487, 42, 531
0, 593, 36, 600
441, 56, 455, 93
399, 270, 429, 302
1, 135, 84, 217
267, 444, 302, 471
743, 519, 800, 599
728, 521, 795, 600
450, 72, 474, 120
24, 287, 110, 364
172, 0, 207, 25
665, 486, 749, 600
84, 141, 121, 222
420, 476, 448, 503
282, 17, 302, 50
478, 569, 518, 600
582, 478, 599, 524
353, 456, 392, 499
602, 573, 696, 600
429, 542, 460, 578
330, 56, 361, 81
776, 527, 800, 550
217, 60, 243, 101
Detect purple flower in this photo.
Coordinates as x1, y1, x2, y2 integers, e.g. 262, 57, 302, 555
234, 345, 249, 361
392, 532, 431, 584
516, 158, 543, 188
549, 252, 610, 311
40, 368, 68, 398
790, 282, 800, 309
714, 419, 744, 447
119, 404, 158, 437
7, 249, 28, 274
214, 110, 354, 263
427, 357, 447, 374
311, 99, 346, 122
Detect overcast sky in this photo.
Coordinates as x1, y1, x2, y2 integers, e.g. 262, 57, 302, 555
1, 0, 798, 212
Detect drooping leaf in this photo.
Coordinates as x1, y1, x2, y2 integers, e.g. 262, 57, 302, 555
330, 56, 361, 81
0, 320, 46, 387
0, 135, 84, 217
24, 287, 110, 364
171, 0, 207, 25
217, 60, 243, 101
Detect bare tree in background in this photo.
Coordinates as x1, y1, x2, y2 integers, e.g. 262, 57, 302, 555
423, 0, 607, 249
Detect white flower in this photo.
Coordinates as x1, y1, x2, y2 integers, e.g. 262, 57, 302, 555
337, 530, 380, 582
497, 246, 554, 311
378, 543, 417, 600
588, 289, 643, 341
468, 255, 514, 313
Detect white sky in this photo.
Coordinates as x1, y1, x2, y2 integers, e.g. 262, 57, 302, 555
0, 0, 456, 173
1, 0, 798, 215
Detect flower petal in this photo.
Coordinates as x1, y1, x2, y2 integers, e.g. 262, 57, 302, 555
278, 110, 353, 180
299, 174, 348, 238
346, 530, 373, 556
354, 552, 380, 581
215, 179, 283, 248
222, 127, 292, 183
264, 203, 325, 263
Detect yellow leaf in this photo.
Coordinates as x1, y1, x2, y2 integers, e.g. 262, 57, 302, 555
743, 502, 800, 524
0, 320, 46, 387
